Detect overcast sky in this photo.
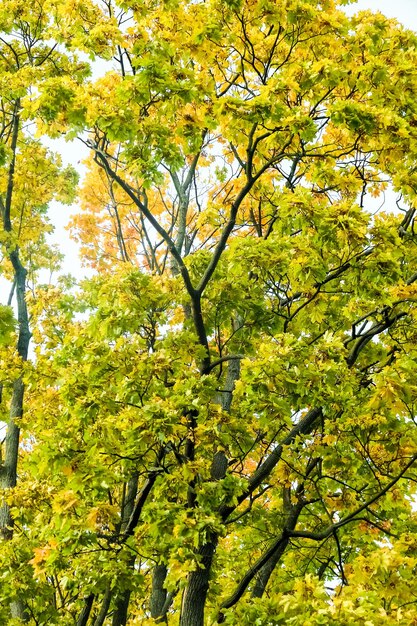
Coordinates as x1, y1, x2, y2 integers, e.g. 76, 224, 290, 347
345, 0, 417, 29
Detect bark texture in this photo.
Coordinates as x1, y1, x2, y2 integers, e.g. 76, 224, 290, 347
150, 564, 168, 623
111, 474, 139, 626
179, 538, 218, 626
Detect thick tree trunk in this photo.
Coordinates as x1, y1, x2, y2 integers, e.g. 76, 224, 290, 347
179, 537, 218, 626
150, 564, 168, 623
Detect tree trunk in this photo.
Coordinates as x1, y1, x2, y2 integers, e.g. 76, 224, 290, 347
0, 247, 30, 622
179, 537, 218, 626
150, 564, 168, 623
76, 594, 95, 626
211, 355, 241, 480
111, 474, 139, 626
0, 379, 23, 538
251, 538, 290, 599
181, 355, 241, 625
112, 579, 133, 626
0, 257, 30, 532
94, 587, 111, 626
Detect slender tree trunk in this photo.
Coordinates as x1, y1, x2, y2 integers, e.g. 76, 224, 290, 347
76, 594, 94, 626
0, 256, 30, 530
0, 110, 25, 533
94, 587, 111, 626
1, 377, 27, 622
0, 104, 31, 620
112, 574, 134, 626
0, 378, 24, 538
0, 258, 31, 622
111, 473, 139, 626
211, 355, 241, 479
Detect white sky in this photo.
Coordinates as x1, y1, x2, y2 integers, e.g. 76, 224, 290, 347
345, 0, 417, 28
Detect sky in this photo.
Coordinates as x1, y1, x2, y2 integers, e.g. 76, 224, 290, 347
345, 0, 417, 28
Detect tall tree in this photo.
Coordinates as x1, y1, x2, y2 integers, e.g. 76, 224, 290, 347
0, 0, 84, 620
2, 0, 417, 624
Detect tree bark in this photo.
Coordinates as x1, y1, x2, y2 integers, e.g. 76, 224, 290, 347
211, 354, 241, 480
179, 537, 218, 626
251, 494, 304, 598
0, 105, 31, 619
76, 594, 94, 626
112, 576, 134, 626
0, 257, 31, 622
111, 473, 139, 626
150, 564, 168, 623
93, 587, 111, 626
0, 108, 28, 538
0, 378, 24, 538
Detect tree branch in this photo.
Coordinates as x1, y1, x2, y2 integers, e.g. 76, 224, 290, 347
205, 354, 245, 374
87, 140, 196, 297
218, 500, 305, 620
287, 454, 417, 541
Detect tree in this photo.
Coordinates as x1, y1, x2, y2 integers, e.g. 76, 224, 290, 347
0, 1, 82, 620
2, 0, 417, 624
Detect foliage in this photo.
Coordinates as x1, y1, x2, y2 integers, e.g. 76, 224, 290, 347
1, 0, 417, 625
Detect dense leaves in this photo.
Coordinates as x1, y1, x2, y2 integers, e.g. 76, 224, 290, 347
1, 0, 417, 624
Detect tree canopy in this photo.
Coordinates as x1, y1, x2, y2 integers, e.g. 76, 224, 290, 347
1, 0, 417, 624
